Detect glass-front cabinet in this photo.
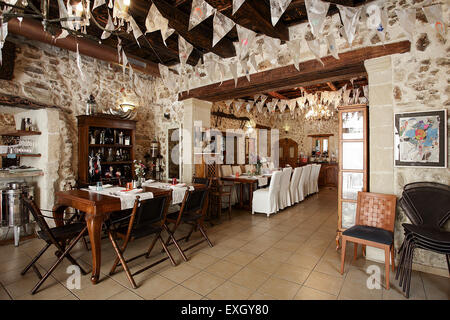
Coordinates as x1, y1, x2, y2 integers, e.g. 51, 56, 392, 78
336, 104, 368, 249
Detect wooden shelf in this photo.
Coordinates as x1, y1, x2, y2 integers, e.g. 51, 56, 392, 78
0, 130, 41, 136
101, 161, 133, 165
89, 144, 133, 148
0, 169, 44, 179
0, 153, 41, 157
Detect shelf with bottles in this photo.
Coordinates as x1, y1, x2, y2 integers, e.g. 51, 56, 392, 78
87, 162, 133, 185
88, 127, 132, 146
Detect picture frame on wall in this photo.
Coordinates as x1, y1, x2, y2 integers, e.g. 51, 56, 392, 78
394, 109, 447, 168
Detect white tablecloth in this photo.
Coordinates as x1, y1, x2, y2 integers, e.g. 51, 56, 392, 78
229, 175, 268, 187
142, 182, 194, 205
83, 187, 154, 210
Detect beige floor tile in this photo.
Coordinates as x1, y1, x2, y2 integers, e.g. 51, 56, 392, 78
107, 289, 144, 300
286, 253, 320, 270
229, 266, 270, 291
159, 263, 201, 284
272, 264, 311, 285
201, 244, 236, 259
205, 260, 242, 279
0, 286, 11, 300
182, 271, 225, 296
157, 285, 202, 300
314, 258, 348, 278
258, 277, 301, 300
294, 286, 337, 300
223, 250, 258, 266
218, 238, 248, 249
186, 252, 220, 270
133, 273, 177, 299
247, 256, 282, 275
12, 278, 73, 300
261, 247, 293, 263
247, 291, 277, 300
339, 278, 383, 300
239, 243, 269, 256
271, 239, 303, 252
420, 272, 449, 300
207, 281, 253, 300
295, 245, 326, 259
70, 277, 126, 300
304, 271, 344, 296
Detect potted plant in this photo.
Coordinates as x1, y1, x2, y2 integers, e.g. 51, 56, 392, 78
133, 160, 146, 187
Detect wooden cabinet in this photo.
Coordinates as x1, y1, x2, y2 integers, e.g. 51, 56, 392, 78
77, 115, 136, 186
279, 138, 298, 168
336, 104, 369, 249
318, 163, 338, 187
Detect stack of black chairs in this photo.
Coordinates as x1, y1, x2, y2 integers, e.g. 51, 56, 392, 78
396, 182, 450, 298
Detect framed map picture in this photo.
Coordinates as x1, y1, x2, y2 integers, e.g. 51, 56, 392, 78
394, 110, 447, 168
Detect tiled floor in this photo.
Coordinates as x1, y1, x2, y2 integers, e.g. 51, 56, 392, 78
0, 188, 448, 300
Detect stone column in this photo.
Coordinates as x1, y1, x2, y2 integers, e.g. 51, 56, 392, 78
364, 56, 395, 263
181, 98, 212, 183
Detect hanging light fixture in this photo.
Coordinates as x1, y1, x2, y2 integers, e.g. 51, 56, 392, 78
305, 103, 334, 121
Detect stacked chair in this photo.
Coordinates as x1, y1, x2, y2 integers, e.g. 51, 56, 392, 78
396, 182, 450, 298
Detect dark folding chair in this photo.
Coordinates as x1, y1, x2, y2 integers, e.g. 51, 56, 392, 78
106, 193, 178, 289
21, 197, 89, 295
165, 187, 213, 260
192, 177, 211, 186
396, 182, 450, 298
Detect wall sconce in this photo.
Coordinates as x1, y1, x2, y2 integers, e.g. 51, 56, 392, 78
119, 103, 136, 112
150, 139, 159, 158
284, 124, 290, 134
164, 112, 171, 120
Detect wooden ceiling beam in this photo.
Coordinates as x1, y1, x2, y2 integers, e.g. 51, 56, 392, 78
327, 82, 337, 91
179, 40, 410, 101
151, 0, 236, 58
268, 91, 289, 100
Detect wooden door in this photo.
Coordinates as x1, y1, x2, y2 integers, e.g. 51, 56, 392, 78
279, 138, 298, 168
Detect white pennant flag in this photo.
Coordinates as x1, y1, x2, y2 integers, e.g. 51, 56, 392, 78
270, 0, 292, 26
278, 100, 287, 113
260, 94, 268, 105
218, 62, 227, 85
129, 16, 143, 47
232, 0, 246, 15
305, 0, 330, 38
207, 60, 216, 82
92, 0, 105, 10
101, 11, 115, 40
287, 99, 296, 112
306, 38, 324, 66
230, 61, 238, 87
122, 50, 128, 75
337, 5, 362, 46
179, 36, 194, 67
224, 100, 234, 108
240, 59, 251, 82
366, 4, 388, 43
237, 25, 256, 60
189, 0, 216, 31
145, 3, 174, 46
423, 4, 446, 37
249, 54, 258, 71
254, 94, 261, 102
267, 99, 279, 112
395, 8, 415, 43
256, 101, 264, 113
287, 39, 301, 71
213, 11, 236, 47
326, 33, 339, 59
234, 100, 244, 112
246, 101, 254, 113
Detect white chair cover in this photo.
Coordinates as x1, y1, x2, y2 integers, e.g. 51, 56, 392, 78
308, 164, 316, 195
312, 164, 321, 193
252, 171, 282, 217
290, 167, 302, 204
232, 165, 242, 175
299, 164, 311, 200
221, 165, 232, 177
279, 167, 292, 210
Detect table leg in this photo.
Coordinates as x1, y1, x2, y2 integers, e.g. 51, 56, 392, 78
249, 183, 254, 208
239, 184, 244, 208
85, 213, 104, 284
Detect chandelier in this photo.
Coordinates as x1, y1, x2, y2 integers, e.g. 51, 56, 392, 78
305, 103, 334, 121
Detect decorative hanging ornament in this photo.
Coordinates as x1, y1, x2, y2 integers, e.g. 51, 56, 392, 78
93, 0, 105, 10
236, 25, 256, 60
395, 8, 416, 43
423, 4, 446, 37
287, 39, 301, 71
245, 101, 254, 113
232, 0, 246, 15
101, 11, 115, 40
326, 33, 339, 59
304, 0, 330, 38
189, 0, 216, 31
306, 38, 324, 66
287, 99, 296, 112
129, 16, 143, 47
256, 101, 265, 113
178, 36, 194, 67
269, 0, 292, 26
230, 61, 239, 87
337, 5, 362, 46
212, 11, 236, 47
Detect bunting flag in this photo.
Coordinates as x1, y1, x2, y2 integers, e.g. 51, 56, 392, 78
224, 99, 234, 108
259, 94, 268, 105
108, 0, 113, 9
189, 0, 216, 31
232, 0, 246, 15
129, 16, 143, 47
296, 96, 306, 109
145, 3, 174, 46
240, 59, 251, 81
249, 54, 258, 71
234, 100, 244, 112
122, 50, 128, 75
352, 88, 360, 104
207, 60, 216, 82
212, 11, 236, 47
270, 0, 292, 26
287, 99, 296, 112
256, 101, 265, 113
0, 21, 7, 65
267, 99, 278, 112
423, 4, 446, 37
363, 85, 369, 100
237, 25, 256, 60
92, 0, 105, 10
337, 5, 362, 46
245, 101, 254, 112
305, 0, 330, 38
326, 33, 339, 59
343, 88, 351, 105
230, 61, 238, 87
366, 3, 388, 42
277, 100, 287, 113
117, 37, 122, 64
395, 8, 416, 43
101, 11, 115, 40
218, 62, 227, 85
254, 94, 261, 102
306, 38, 324, 66
178, 36, 194, 67
287, 39, 301, 71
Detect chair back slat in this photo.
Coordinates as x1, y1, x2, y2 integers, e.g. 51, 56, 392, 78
133, 194, 171, 227
356, 192, 397, 232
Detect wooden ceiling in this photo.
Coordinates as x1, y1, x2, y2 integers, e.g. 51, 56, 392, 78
25, 0, 368, 68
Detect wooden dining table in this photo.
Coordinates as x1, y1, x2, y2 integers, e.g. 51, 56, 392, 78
221, 175, 271, 210
52, 183, 205, 284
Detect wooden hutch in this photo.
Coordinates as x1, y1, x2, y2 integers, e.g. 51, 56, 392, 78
77, 115, 136, 187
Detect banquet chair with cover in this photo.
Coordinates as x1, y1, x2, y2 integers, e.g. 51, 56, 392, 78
279, 167, 293, 209
311, 164, 321, 194
232, 165, 242, 175
165, 188, 212, 259
340, 191, 397, 290
252, 171, 283, 217
21, 197, 89, 294
290, 167, 303, 204
107, 193, 177, 289
220, 165, 232, 177
300, 165, 312, 200
396, 182, 450, 298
